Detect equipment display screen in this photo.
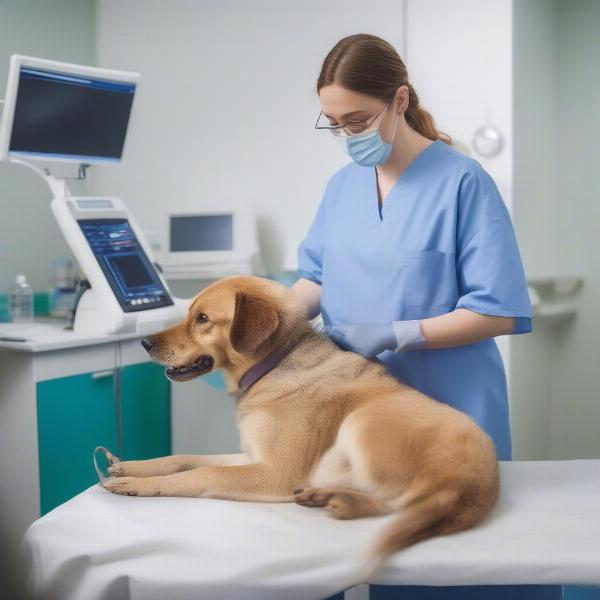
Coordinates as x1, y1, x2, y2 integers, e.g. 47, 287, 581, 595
78, 219, 173, 313
9, 67, 135, 162
170, 214, 233, 251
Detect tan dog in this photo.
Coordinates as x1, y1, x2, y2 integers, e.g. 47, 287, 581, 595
102, 274, 499, 583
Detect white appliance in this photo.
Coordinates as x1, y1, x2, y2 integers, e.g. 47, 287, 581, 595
0, 54, 189, 334
154, 202, 264, 279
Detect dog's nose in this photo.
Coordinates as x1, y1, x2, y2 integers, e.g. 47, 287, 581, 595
141, 336, 156, 352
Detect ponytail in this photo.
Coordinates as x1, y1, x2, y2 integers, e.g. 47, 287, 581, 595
405, 83, 452, 144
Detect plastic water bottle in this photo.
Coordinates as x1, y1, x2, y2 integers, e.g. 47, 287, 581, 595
9, 274, 34, 323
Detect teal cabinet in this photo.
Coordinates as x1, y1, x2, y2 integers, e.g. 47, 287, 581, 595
37, 370, 119, 515
37, 362, 171, 516
121, 362, 170, 461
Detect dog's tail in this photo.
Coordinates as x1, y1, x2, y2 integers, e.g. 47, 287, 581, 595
339, 483, 463, 591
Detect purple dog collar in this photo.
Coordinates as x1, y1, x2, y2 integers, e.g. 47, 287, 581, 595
238, 345, 291, 394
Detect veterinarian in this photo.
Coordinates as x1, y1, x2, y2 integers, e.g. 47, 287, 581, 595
293, 34, 554, 600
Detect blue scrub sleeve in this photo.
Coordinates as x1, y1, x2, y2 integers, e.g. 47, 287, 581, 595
454, 166, 532, 334
297, 186, 329, 286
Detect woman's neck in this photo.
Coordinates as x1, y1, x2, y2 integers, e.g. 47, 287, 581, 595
377, 122, 434, 181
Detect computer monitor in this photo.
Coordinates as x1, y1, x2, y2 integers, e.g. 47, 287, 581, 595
170, 214, 234, 252
0, 54, 139, 163
161, 202, 260, 270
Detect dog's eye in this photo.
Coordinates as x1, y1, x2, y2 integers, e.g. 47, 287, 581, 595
197, 313, 209, 323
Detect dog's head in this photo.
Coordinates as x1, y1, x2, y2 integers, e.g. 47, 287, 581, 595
141, 275, 308, 383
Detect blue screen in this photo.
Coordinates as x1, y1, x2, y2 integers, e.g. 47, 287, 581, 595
78, 219, 173, 313
9, 67, 135, 162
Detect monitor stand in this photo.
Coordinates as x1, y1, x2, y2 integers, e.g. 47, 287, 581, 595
73, 287, 134, 334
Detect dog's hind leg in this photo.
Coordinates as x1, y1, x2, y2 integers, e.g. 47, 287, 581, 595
294, 488, 393, 519
297, 429, 392, 519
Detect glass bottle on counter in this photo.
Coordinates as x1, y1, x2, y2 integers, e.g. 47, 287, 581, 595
9, 274, 33, 323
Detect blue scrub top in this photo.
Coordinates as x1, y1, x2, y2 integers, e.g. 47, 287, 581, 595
297, 139, 532, 461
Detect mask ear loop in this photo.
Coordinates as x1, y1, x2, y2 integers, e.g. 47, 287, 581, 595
382, 89, 405, 144
385, 109, 400, 145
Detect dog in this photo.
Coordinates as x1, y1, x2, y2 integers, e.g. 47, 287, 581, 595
102, 274, 499, 584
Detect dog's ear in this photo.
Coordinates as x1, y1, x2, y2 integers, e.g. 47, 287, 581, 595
230, 291, 280, 355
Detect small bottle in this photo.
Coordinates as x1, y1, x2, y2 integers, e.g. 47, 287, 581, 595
9, 275, 34, 323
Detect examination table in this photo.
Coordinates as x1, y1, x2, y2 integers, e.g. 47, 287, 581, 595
23, 459, 600, 600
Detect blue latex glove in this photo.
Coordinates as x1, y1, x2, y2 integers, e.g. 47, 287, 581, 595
323, 321, 426, 359
322, 323, 395, 358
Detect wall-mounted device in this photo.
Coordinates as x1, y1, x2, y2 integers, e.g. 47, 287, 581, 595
0, 54, 189, 334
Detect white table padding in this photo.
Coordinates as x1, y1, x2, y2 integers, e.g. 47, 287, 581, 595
23, 460, 600, 600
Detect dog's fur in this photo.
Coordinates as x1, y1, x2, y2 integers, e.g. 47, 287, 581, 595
103, 275, 499, 584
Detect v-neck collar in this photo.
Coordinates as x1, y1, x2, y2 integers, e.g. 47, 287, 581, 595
372, 139, 440, 221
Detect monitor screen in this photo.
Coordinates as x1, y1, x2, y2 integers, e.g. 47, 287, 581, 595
170, 214, 233, 252
78, 218, 173, 313
9, 67, 135, 162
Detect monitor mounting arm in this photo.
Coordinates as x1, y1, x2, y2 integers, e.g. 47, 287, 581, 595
5, 156, 90, 198
7, 157, 69, 198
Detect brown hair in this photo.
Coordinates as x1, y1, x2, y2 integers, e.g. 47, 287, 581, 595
317, 34, 452, 145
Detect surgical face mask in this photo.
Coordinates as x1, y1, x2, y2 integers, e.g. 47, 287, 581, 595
334, 111, 399, 167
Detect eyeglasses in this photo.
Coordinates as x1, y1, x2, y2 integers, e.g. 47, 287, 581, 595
314, 102, 392, 137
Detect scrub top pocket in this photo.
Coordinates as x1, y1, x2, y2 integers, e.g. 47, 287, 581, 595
391, 249, 458, 313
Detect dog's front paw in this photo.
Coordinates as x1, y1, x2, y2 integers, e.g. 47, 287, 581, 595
107, 460, 147, 477
108, 461, 129, 477
104, 447, 121, 466
102, 476, 160, 497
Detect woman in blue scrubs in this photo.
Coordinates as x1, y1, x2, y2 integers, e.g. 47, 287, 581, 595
293, 34, 560, 600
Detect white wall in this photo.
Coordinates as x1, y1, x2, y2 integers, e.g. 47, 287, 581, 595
551, 0, 600, 458
512, 0, 558, 278
405, 0, 513, 203
512, 0, 600, 460
511, 0, 559, 459
93, 0, 407, 274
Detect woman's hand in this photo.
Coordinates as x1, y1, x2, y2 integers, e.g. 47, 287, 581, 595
322, 309, 516, 358
323, 320, 427, 358
323, 323, 394, 358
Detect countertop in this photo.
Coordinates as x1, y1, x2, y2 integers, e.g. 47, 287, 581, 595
0, 317, 150, 353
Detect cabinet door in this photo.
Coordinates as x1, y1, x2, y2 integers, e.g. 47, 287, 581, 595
37, 370, 118, 515
120, 362, 171, 461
